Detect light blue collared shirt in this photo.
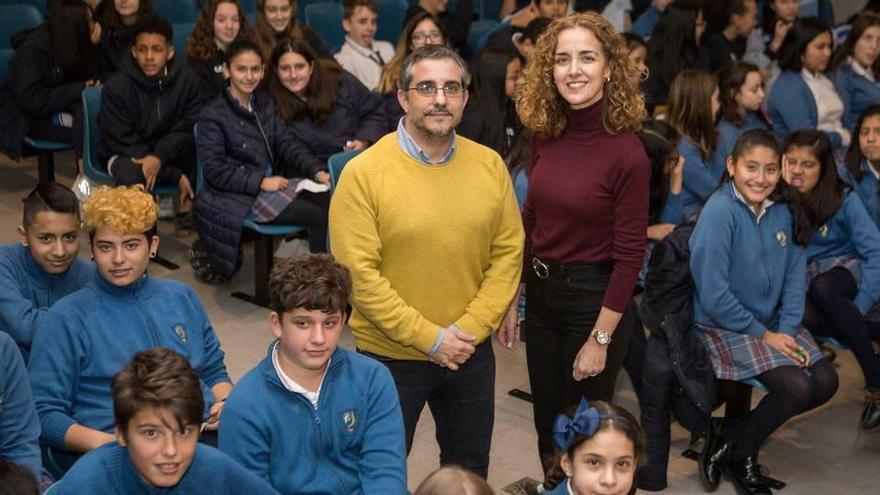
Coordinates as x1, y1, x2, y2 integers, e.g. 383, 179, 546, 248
396, 117, 457, 165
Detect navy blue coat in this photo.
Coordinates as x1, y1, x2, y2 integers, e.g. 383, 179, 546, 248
195, 90, 324, 276
0, 26, 95, 159
282, 72, 387, 163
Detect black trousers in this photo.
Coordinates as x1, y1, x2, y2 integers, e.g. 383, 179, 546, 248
270, 191, 329, 252
110, 137, 196, 190
523, 260, 636, 472
803, 267, 880, 389
359, 342, 496, 479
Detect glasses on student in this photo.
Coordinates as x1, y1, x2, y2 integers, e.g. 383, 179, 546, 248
411, 31, 443, 43
406, 82, 465, 98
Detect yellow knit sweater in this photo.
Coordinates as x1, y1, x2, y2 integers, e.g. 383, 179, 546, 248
329, 133, 524, 360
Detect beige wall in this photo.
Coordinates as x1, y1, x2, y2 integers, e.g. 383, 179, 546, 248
835, 0, 867, 22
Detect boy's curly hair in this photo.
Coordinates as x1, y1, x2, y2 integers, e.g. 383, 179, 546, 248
81, 185, 157, 235
268, 253, 352, 316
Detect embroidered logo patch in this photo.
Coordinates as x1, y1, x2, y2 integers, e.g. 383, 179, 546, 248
174, 324, 187, 342
819, 224, 829, 237
342, 410, 357, 432
776, 231, 787, 247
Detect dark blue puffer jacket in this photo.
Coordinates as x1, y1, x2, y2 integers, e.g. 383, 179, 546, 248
195, 90, 324, 276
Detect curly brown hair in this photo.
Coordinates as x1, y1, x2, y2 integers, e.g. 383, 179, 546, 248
268, 253, 352, 316
517, 12, 645, 137
186, 0, 253, 62
255, 0, 302, 59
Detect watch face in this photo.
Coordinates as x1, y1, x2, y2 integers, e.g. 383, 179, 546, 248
596, 331, 610, 345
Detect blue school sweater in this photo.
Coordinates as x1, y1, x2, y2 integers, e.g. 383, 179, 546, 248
659, 192, 684, 225
28, 274, 231, 449
0, 244, 93, 358
806, 192, 880, 314
50, 442, 279, 494
678, 134, 730, 218
0, 332, 41, 479
767, 70, 846, 149
690, 182, 807, 337
219, 343, 407, 495
841, 160, 880, 229
833, 62, 880, 131
717, 113, 767, 155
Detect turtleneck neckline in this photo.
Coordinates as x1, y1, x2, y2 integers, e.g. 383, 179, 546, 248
564, 99, 605, 136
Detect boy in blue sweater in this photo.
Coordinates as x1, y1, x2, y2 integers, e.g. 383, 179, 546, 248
219, 253, 407, 495
51, 347, 278, 494
0, 332, 41, 482
28, 186, 232, 479
0, 183, 93, 361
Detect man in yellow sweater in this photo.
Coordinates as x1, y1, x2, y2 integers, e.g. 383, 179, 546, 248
328, 45, 524, 479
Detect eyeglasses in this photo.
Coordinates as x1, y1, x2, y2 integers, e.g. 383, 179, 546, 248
411, 31, 443, 43
406, 82, 466, 98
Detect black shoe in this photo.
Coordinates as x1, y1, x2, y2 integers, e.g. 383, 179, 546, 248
699, 418, 730, 492
727, 456, 772, 495
861, 388, 880, 430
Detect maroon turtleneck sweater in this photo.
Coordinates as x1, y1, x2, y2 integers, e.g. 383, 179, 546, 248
523, 101, 649, 313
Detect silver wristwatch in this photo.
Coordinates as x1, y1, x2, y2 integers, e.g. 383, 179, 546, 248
590, 328, 612, 345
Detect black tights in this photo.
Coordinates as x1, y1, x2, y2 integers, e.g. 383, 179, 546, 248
725, 360, 837, 460
270, 191, 329, 252
803, 268, 880, 388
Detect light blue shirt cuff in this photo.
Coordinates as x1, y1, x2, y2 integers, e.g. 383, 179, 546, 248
428, 327, 446, 355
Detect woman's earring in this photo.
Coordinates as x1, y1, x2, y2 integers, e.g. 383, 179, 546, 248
603, 75, 611, 83
150, 252, 157, 258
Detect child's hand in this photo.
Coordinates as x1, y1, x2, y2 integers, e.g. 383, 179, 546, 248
203, 399, 226, 431
260, 176, 289, 191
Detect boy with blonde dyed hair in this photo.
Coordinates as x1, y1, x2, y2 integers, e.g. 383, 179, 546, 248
28, 186, 232, 479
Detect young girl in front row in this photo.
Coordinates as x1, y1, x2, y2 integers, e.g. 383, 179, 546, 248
782, 129, 880, 430
692, 130, 837, 495
545, 399, 644, 495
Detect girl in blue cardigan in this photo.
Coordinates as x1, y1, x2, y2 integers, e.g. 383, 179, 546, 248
843, 104, 880, 227
767, 17, 851, 150
831, 12, 880, 132
717, 61, 768, 149
667, 70, 729, 219
783, 129, 880, 430
691, 129, 837, 495
543, 399, 644, 495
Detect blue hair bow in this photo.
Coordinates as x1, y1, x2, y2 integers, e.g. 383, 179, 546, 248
553, 397, 614, 451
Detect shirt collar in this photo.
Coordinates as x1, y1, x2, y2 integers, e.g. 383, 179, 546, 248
864, 159, 880, 180
271, 341, 329, 405
396, 117, 456, 165
343, 36, 375, 56
849, 56, 876, 83
801, 67, 824, 82
731, 182, 775, 223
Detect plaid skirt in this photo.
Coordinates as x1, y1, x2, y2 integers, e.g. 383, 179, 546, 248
695, 324, 823, 381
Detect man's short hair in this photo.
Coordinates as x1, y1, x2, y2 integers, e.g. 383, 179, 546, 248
398, 44, 470, 94
132, 14, 173, 45
22, 182, 80, 229
268, 253, 352, 316
343, 0, 377, 19
112, 348, 204, 436
81, 185, 157, 237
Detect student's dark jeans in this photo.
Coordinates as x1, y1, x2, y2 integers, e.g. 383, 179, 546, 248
359, 342, 496, 479
524, 260, 635, 474
110, 137, 196, 190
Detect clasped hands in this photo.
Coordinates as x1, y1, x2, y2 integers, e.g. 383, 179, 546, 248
428, 325, 476, 371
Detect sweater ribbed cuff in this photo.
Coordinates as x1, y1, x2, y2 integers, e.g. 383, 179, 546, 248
43, 415, 77, 450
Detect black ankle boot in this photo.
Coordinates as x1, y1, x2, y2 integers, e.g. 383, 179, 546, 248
861, 388, 880, 430
727, 456, 772, 495
699, 418, 729, 492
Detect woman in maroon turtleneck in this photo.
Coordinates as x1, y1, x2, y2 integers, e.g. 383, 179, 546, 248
512, 12, 649, 485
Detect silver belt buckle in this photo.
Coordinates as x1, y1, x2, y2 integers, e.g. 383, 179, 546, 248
532, 257, 549, 279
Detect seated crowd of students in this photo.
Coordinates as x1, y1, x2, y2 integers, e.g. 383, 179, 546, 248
2, 0, 880, 494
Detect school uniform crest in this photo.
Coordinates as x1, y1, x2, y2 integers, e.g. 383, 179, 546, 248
776, 231, 787, 247
174, 324, 187, 342
819, 224, 829, 237
341, 410, 357, 432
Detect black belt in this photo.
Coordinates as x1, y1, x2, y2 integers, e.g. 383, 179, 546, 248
531, 257, 613, 280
